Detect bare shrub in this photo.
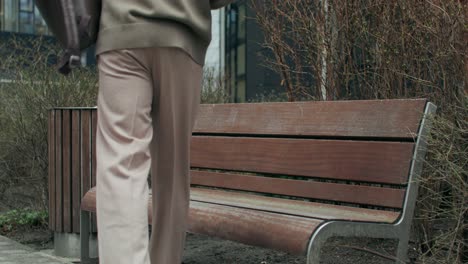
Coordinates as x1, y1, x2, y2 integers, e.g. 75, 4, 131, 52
201, 66, 231, 104
251, 0, 466, 106
415, 97, 467, 263
0, 36, 98, 211
251, 0, 467, 262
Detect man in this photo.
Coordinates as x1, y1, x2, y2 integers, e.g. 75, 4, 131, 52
94, 1, 234, 263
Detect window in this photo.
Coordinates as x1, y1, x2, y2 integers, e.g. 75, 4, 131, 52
19, 0, 34, 33
237, 5, 245, 41
0, 0, 49, 35
236, 79, 246, 102
20, 0, 33, 11
237, 43, 245, 75
19, 11, 33, 33
225, 2, 247, 102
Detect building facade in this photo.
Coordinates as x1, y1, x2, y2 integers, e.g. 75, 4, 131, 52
224, 1, 281, 103
0, 0, 49, 35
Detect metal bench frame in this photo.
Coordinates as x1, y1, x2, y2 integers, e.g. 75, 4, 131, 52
80, 102, 437, 264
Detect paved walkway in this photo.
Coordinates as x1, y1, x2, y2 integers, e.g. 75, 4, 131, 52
0, 235, 74, 264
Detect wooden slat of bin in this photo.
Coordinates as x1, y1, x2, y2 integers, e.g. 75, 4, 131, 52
62, 110, 71, 233
48, 110, 55, 230
71, 111, 81, 233
55, 110, 62, 232
81, 111, 91, 193
91, 110, 97, 188
81, 111, 91, 233
190, 171, 405, 208
91, 110, 98, 233
191, 136, 415, 185
193, 99, 426, 139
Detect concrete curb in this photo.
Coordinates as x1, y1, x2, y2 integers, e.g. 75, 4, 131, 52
0, 235, 74, 264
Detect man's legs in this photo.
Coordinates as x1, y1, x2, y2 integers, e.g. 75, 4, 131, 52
95, 46, 203, 264
148, 47, 203, 264
96, 48, 153, 264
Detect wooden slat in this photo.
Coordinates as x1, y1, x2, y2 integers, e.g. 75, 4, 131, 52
191, 171, 405, 208
81, 187, 321, 255
81, 111, 91, 233
91, 110, 97, 233
62, 110, 71, 233
191, 137, 415, 185
190, 188, 400, 223
71, 110, 81, 233
55, 110, 62, 232
194, 99, 426, 139
48, 110, 55, 230
91, 110, 97, 188
81, 111, 91, 193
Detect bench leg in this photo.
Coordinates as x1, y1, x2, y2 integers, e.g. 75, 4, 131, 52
306, 223, 332, 264
306, 233, 327, 264
395, 235, 410, 264
307, 221, 402, 264
80, 210, 91, 264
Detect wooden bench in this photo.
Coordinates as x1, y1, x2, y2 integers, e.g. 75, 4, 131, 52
80, 99, 436, 264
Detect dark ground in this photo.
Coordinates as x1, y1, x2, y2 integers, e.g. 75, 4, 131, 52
2, 225, 419, 264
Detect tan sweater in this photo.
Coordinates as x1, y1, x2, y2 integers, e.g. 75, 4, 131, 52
96, 0, 234, 65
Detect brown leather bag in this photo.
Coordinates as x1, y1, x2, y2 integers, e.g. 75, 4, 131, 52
35, 0, 101, 74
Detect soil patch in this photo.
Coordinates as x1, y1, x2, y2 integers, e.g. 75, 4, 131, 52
1, 226, 53, 251
2, 226, 419, 263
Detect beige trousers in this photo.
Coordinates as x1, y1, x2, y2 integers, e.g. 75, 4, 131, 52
95, 47, 203, 264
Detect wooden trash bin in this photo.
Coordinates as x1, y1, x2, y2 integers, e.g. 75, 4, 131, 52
48, 107, 98, 258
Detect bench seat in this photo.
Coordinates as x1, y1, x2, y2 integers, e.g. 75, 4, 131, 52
81, 186, 400, 254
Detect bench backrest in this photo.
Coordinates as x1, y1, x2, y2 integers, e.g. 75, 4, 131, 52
190, 99, 435, 213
